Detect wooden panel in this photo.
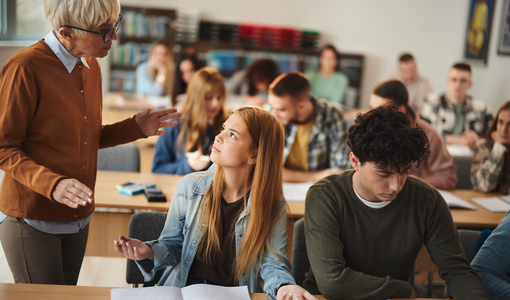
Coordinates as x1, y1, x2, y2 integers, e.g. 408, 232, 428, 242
85, 212, 133, 257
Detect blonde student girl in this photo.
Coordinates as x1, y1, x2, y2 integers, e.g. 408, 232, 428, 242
115, 107, 315, 300
152, 67, 228, 175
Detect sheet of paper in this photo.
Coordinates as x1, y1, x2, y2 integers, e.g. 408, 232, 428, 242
471, 196, 510, 212
283, 182, 313, 202
446, 144, 473, 157
111, 286, 183, 300
181, 284, 250, 300
438, 190, 477, 210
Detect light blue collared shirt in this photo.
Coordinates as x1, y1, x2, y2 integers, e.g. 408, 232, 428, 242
0, 30, 93, 233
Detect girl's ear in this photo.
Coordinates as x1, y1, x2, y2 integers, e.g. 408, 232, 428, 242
248, 150, 258, 165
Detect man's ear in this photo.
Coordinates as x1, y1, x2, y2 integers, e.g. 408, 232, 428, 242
350, 152, 360, 171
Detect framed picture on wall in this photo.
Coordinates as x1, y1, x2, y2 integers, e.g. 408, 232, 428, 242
463, 0, 495, 65
498, 0, 510, 54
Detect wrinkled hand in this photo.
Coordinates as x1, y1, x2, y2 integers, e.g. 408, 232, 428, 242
312, 168, 341, 182
491, 130, 501, 144
187, 149, 210, 171
114, 235, 154, 261
277, 285, 317, 300
52, 178, 93, 208
135, 108, 181, 137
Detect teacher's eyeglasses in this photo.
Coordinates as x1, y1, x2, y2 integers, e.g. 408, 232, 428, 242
62, 14, 123, 43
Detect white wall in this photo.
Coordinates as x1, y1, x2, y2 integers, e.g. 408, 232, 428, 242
119, 0, 510, 113
2, 0, 509, 113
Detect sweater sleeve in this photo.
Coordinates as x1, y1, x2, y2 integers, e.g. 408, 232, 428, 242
424, 189, 491, 300
304, 183, 412, 300
0, 59, 65, 200
424, 122, 458, 189
330, 72, 349, 105
471, 211, 510, 300
151, 125, 193, 175
470, 139, 506, 193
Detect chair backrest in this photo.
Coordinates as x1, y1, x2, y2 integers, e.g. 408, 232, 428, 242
125, 211, 167, 286
292, 218, 310, 287
453, 155, 473, 190
98, 144, 140, 172
457, 229, 483, 262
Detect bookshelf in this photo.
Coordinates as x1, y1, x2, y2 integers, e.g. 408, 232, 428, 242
109, 6, 176, 93
109, 7, 364, 108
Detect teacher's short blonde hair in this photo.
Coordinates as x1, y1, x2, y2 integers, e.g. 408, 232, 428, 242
43, 0, 120, 38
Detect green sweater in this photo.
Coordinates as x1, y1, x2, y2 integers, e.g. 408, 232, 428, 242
303, 170, 490, 300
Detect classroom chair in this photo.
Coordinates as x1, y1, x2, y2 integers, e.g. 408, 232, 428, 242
125, 211, 167, 287
292, 218, 310, 287
443, 228, 492, 298
453, 154, 473, 190
97, 144, 140, 172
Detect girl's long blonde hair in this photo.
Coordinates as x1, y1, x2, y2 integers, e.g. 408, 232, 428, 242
147, 38, 174, 96
197, 106, 286, 283
176, 67, 228, 153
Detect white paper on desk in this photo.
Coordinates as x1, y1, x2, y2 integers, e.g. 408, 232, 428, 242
111, 286, 183, 300
283, 182, 313, 202
111, 284, 251, 300
471, 196, 510, 212
446, 144, 473, 157
147, 96, 171, 108
438, 190, 477, 210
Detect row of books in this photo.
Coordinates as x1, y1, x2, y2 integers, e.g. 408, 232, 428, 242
110, 42, 152, 67
119, 10, 172, 38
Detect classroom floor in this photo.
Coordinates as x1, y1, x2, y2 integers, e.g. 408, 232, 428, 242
0, 245, 129, 287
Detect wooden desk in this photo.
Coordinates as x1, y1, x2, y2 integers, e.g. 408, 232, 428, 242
0, 283, 431, 300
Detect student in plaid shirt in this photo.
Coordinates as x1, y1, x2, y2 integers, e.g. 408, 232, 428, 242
420, 62, 493, 147
267, 72, 350, 183
471, 101, 510, 193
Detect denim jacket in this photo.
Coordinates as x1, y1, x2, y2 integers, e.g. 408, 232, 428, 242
136, 165, 295, 299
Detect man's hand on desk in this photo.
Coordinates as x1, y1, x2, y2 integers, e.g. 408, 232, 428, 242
135, 108, 182, 137
53, 178, 93, 208
114, 235, 154, 261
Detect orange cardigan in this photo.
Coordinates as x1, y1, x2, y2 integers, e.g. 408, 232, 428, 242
0, 40, 145, 221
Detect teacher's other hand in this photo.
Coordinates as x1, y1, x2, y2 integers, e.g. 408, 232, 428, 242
135, 108, 182, 137
52, 178, 93, 208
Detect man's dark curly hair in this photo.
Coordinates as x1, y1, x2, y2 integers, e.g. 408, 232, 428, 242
347, 104, 431, 172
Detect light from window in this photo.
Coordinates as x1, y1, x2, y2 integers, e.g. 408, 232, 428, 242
16, 0, 51, 38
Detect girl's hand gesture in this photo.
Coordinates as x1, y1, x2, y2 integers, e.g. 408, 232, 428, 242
114, 235, 154, 261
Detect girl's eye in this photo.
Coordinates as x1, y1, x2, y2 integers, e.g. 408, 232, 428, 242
230, 132, 236, 139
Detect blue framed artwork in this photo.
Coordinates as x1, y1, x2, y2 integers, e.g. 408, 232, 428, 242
463, 0, 495, 65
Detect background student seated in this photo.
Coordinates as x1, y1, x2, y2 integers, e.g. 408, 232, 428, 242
136, 38, 174, 97
115, 107, 316, 300
471, 210, 510, 300
304, 44, 349, 105
268, 72, 350, 183
385, 53, 433, 112
369, 80, 457, 190
471, 100, 510, 193
227, 58, 279, 107
303, 105, 490, 300
420, 62, 493, 147
152, 67, 228, 175
172, 47, 201, 108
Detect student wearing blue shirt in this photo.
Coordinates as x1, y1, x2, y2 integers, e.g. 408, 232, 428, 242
152, 67, 228, 175
115, 107, 316, 300
471, 211, 510, 300
136, 38, 174, 97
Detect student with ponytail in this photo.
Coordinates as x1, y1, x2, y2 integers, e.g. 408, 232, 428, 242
115, 107, 315, 300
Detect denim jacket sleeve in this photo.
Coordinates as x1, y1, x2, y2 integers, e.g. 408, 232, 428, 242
260, 199, 296, 300
135, 181, 188, 282
151, 124, 193, 175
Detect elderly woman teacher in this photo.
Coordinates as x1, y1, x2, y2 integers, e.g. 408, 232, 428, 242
0, 0, 180, 285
